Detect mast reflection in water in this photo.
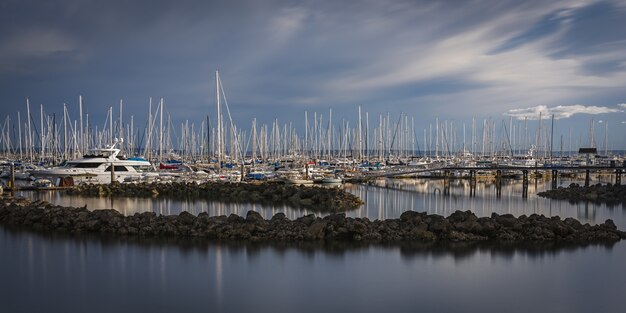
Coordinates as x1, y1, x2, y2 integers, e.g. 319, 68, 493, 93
2, 176, 625, 313
16, 177, 625, 228
1, 227, 625, 313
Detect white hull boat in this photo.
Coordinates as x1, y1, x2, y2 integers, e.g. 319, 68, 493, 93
29, 142, 154, 186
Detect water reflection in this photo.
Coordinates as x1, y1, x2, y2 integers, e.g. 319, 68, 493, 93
348, 178, 625, 228
12, 176, 626, 229
2, 225, 625, 313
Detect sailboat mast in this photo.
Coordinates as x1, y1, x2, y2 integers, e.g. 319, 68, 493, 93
216, 70, 222, 171
17, 111, 22, 160
159, 97, 164, 162
119, 99, 123, 150
79, 95, 83, 155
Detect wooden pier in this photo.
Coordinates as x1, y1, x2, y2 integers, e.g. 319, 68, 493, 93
356, 164, 625, 198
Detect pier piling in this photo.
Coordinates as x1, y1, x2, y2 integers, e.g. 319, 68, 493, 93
110, 162, 115, 184
551, 169, 558, 190
585, 169, 590, 187
495, 170, 502, 198
9, 163, 15, 191
469, 170, 476, 197
522, 170, 528, 198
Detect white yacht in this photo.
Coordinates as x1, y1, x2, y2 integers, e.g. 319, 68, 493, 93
30, 142, 155, 186
509, 146, 539, 168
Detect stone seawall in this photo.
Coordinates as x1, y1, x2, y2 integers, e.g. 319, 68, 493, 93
538, 183, 626, 204
1, 196, 624, 243
66, 182, 364, 212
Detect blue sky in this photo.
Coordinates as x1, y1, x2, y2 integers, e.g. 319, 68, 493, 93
1, 0, 625, 149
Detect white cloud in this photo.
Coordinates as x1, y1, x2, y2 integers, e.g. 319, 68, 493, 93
619, 103, 626, 109
318, 0, 626, 115
504, 104, 622, 120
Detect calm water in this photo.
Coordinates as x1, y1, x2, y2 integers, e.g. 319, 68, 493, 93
13, 175, 626, 227
2, 176, 625, 313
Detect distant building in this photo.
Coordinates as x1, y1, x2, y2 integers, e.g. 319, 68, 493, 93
578, 148, 597, 165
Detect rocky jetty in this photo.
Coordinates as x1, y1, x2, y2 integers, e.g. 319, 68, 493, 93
1, 196, 624, 243
66, 181, 364, 212
538, 183, 626, 204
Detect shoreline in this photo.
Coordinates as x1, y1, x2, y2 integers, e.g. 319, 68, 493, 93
1, 195, 624, 244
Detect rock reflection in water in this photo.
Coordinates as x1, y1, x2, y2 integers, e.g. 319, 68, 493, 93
1, 226, 625, 313
13, 177, 626, 229
348, 178, 624, 228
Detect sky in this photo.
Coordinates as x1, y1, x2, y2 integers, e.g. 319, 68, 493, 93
1, 0, 626, 150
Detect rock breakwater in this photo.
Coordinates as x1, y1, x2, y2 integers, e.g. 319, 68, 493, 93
66, 182, 364, 212
538, 183, 626, 204
1, 196, 624, 243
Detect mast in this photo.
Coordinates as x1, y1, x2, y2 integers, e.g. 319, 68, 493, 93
17, 111, 22, 160
159, 97, 164, 162
435, 117, 439, 158
365, 111, 369, 162
358, 105, 362, 161
216, 70, 222, 170
130, 115, 134, 156
304, 111, 308, 160
79, 95, 83, 155
550, 114, 554, 164
109, 106, 113, 145
119, 99, 123, 151
604, 121, 608, 156
590, 118, 595, 148
63, 104, 67, 159
328, 108, 332, 162
145, 98, 152, 159
40, 104, 44, 161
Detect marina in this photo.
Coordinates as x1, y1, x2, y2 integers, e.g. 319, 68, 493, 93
2, 1, 626, 312
1, 176, 626, 313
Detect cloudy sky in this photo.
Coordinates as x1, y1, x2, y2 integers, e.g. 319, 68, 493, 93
1, 0, 625, 149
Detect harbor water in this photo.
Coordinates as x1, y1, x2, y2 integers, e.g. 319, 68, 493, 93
1, 177, 625, 313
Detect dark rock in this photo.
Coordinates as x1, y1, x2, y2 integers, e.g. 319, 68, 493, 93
297, 214, 316, 226
246, 210, 264, 224
305, 221, 327, 239
64, 181, 364, 213
2, 196, 625, 244
178, 211, 196, 225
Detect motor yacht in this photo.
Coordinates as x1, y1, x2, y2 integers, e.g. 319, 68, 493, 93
29, 142, 154, 186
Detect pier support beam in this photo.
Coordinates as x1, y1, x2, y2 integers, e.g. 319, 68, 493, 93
495, 170, 502, 198
551, 169, 558, 190
522, 170, 528, 198
110, 162, 115, 184
616, 169, 622, 186
585, 169, 590, 187
9, 163, 15, 191
469, 170, 476, 197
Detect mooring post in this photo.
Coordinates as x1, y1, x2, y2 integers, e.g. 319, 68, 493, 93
495, 170, 502, 198
241, 163, 245, 182
469, 170, 476, 197
9, 162, 16, 190
110, 162, 115, 184
585, 169, 590, 187
522, 170, 528, 198
551, 169, 558, 190
616, 169, 622, 186
443, 170, 450, 195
